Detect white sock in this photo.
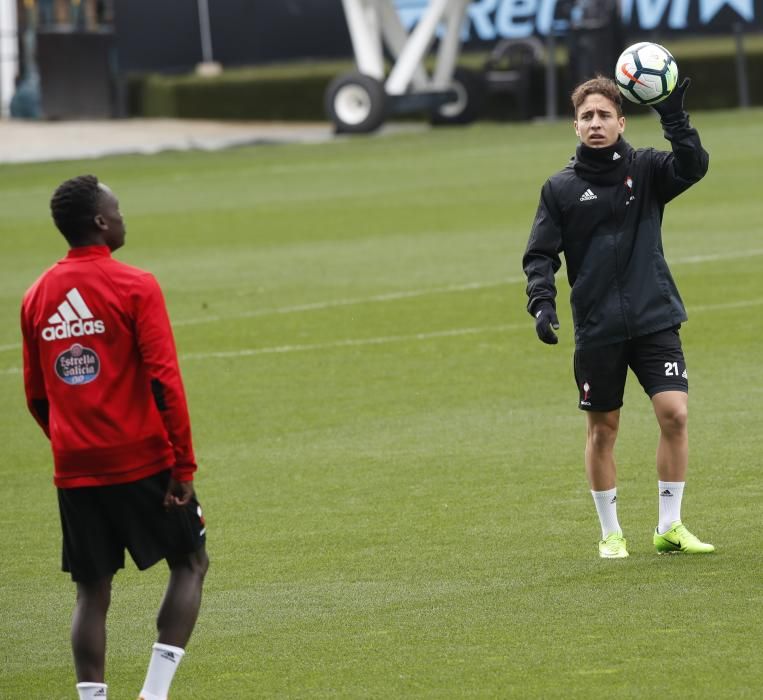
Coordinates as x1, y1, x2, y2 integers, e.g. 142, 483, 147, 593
139, 643, 185, 700
591, 488, 622, 539
76, 682, 107, 699
658, 481, 685, 534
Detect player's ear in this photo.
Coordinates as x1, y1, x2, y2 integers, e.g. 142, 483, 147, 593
573, 120, 580, 138
94, 214, 107, 230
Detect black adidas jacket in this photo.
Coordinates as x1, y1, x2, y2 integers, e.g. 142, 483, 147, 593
523, 113, 709, 349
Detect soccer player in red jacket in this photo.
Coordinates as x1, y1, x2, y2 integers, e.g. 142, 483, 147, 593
21, 175, 209, 700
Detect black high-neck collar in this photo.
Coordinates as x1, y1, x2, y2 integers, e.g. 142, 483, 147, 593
574, 137, 632, 185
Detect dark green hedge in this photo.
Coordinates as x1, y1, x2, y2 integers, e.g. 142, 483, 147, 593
128, 50, 763, 122
127, 63, 344, 121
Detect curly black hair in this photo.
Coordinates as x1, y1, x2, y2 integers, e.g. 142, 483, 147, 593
50, 174, 102, 244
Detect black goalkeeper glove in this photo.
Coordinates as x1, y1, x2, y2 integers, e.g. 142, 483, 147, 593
533, 303, 560, 345
652, 77, 691, 119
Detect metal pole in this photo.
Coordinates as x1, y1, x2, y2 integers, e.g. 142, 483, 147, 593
545, 31, 557, 120
386, 0, 451, 95
0, 0, 19, 118
432, 0, 468, 88
341, 0, 385, 79
10, 0, 41, 118
376, 0, 428, 89
733, 22, 750, 109
197, 0, 214, 64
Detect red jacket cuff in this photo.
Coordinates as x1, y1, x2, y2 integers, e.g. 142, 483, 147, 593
171, 464, 197, 482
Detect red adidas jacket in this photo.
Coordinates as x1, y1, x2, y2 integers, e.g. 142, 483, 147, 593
21, 246, 197, 488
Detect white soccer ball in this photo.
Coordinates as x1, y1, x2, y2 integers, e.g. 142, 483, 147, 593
614, 42, 679, 105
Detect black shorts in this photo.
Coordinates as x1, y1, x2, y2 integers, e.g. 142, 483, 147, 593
57, 470, 206, 582
573, 326, 688, 412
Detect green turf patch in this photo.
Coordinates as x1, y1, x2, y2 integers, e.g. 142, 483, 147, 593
1, 110, 762, 698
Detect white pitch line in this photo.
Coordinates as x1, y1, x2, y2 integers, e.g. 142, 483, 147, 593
0, 279, 503, 353
689, 298, 763, 312
0, 279, 515, 352
2, 247, 762, 349
173, 248, 763, 329
2, 296, 762, 374
1, 247, 761, 361
180, 323, 525, 361
171, 278, 521, 327
177, 297, 763, 362
675, 249, 763, 265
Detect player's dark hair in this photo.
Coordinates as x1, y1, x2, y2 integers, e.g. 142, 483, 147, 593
571, 76, 623, 118
50, 174, 102, 244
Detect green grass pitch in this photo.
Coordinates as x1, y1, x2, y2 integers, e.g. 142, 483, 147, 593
1, 110, 762, 698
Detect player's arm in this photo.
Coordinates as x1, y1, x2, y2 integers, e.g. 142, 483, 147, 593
20, 302, 50, 437
651, 78, 710, 203
131, 274, 197, 490
523, 181, 563, 344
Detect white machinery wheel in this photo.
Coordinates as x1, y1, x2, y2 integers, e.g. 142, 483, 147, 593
325, 72, 387, 134
430, 67, 486, 126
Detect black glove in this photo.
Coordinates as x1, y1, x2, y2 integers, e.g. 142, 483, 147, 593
652, 77, 691, 119
534, 303, 560, 345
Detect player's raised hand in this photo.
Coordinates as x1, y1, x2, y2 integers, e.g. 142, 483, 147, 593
164, 477, 194, 509
653, 77, 691, 119
534, 303, 560, 345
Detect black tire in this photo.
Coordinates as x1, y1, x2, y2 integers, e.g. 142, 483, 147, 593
430, 67, 486, 126
324, 72, 387, 134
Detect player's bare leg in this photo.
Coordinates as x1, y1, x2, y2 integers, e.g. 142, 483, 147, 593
140, 549, 208, 699
652, 390, 688, 482
585, 409, 620, 490
651, 390, 713, 552
157, 547, 209, 647
585, 410, 627, 556
71, 575, 112, 682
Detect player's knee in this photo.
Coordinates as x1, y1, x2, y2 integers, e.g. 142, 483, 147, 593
194, 548, 210, 580
587, 421, 618, 451
660, 404, 688, 434
170, 547, 209, 581
76, 577, 112, 611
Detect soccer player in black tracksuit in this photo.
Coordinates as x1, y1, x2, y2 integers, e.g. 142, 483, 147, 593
523, 75, 715, 558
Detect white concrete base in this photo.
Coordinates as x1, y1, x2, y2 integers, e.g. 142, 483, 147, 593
0, 119, 336, 164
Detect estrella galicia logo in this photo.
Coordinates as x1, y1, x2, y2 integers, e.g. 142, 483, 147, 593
54, 343, 100, 385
